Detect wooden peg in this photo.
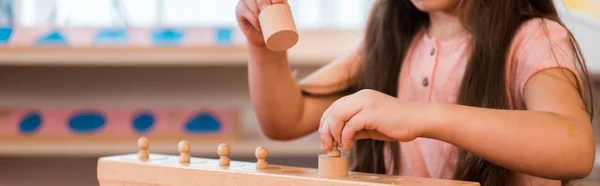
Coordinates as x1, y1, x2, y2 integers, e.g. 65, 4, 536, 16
258, 4, 299, 51
218, 143, 230, 166
137, 137, 149, 161
178, 140, 191, 163
328, 141, 341, 157
318, 141, 348, 178
255, 146, 268, 169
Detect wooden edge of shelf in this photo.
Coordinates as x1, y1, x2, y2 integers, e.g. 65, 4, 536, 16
0, 138, 322, 158
0, 30, 363, 66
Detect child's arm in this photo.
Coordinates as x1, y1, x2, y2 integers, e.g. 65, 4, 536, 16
237, 0, 362, 140
320, 68, 593, 180
248, 45, 362, 140
430, 68, 594, 180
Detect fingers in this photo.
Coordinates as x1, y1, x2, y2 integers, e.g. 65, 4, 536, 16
320, 95, 364, 151
319, 117, 334, 151
270, 0, 287, 4
257, 0, 272, 10
340, 111, 369, 151
353, 130, 372, 141
242, 0, 260, 16
237, 0, 289, 34
237, 2, 262, 32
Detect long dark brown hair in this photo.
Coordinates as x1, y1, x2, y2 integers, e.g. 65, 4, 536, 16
341, 0, 594, 186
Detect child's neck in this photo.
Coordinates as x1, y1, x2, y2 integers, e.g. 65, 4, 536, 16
427, 11, 467, 41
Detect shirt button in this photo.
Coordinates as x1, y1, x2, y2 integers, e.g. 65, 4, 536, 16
430, 48, 436, 56
423, 77, 429, 87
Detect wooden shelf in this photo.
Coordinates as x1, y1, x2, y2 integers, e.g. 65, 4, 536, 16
0, 30, 362, 66
0, 136, 322, 158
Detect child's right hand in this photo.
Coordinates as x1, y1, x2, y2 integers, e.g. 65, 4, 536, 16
236, 0, 288, 49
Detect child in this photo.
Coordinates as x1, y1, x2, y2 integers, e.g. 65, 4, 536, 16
236, 0, 596, 185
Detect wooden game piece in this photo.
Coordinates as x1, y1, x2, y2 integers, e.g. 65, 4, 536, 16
137, 137, 149, 161
317, 154, 349, 178
218, 143, 230, 166
318, 141, 348, 178
255, 146, 268, 169
178, 140, 191, 163
258, 4, 299, 52
328, 141, 341, 157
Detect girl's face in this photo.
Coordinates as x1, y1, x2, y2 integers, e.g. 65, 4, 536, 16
410, 0, 461, 12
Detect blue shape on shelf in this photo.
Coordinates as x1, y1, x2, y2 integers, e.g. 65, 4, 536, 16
152, 28, 184, 45
214, 27, 233, 45
19, 111, 42, 135
68, 111, 105, 134
132, 112, 155, 133
94, 28, 128, 44
0, 27, 12, 45
184, 112, 222, 133
35, 30, 68, 45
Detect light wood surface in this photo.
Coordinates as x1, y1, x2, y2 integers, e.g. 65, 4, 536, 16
97, 153, 480, 186
0, 30, 361, 66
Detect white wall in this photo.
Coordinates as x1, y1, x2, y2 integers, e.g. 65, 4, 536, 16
555, 0, 600, 74
12, 0, 372, 28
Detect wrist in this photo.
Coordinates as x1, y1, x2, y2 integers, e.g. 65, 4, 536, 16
247, 44, 288, 64
421, 103, 450, 140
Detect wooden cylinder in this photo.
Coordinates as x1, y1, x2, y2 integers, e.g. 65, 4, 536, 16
258, 4, 299, 52
317, 154, 348, 178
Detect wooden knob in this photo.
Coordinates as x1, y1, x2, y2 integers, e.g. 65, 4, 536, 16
218, 143, 231, 166
138, 137, 149, 161
255, 146, 268, 160
258, 4, 298, 51
138, 137, 149, 150
218, 143, 230, 157
255, 146, 268, 169
328, 141, 340, 157
178, 140, 191, 163
178, 140, 190, 153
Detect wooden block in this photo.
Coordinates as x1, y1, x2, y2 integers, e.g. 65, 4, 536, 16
98, 153, 480, 186
258, 4, 299, 51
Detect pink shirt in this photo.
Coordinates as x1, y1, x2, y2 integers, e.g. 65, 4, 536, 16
385, 18, 579, 185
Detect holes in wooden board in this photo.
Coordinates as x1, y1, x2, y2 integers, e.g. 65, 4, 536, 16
351, 175, 379, 180
241, 165, 283, 172
120, 154, 169, 162
372, 178, 404, 185
191, 161, 246, 169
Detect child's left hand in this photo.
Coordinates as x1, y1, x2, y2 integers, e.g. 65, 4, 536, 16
319, 89, 435, 152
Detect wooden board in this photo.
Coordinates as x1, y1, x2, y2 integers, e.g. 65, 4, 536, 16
97, 153, 480, 186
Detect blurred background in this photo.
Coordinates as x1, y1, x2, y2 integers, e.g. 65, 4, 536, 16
0, 0, 597, 185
